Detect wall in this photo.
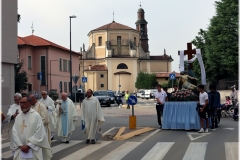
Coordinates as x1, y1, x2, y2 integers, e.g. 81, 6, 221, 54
1, 0, 18, 114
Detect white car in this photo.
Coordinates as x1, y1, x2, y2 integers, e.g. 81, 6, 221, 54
144, 90, 151, 99
140, 90, 145, 99
137, 90, 144, 97
150, 89, 157, 99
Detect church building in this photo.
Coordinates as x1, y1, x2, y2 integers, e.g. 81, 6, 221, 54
80, 6, 174, 92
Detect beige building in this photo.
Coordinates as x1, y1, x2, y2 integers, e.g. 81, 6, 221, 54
80, 7, 174, 92
1, 0, 18, 114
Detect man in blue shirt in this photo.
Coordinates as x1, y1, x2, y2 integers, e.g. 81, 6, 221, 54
208, 84, 221, 129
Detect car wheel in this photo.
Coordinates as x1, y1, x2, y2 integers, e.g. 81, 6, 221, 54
107, 102, 111, 107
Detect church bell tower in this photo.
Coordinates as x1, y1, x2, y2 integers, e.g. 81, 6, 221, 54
135, 5, 149, 53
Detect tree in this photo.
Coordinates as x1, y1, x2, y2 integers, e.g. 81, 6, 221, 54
15, 62, 28, 92
135, 72, 158, 89
192, 0, 238, 83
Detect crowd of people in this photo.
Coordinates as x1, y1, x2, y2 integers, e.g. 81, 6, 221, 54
4, 89, 105, 160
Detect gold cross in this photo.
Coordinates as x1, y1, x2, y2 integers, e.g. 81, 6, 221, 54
20, 120, 27, 134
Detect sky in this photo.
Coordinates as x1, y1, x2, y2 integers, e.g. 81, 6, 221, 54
18, 0, 217, 72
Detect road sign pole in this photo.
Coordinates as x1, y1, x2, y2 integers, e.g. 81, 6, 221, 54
132, 105, 134, 116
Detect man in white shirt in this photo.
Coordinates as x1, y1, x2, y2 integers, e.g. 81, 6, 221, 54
154, 84, 168, 129
230, 86, 238, 107
197, 84, 209, 133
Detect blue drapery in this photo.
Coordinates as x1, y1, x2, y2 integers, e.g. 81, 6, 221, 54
162, 102, 201, 130
61, 101, 68, 136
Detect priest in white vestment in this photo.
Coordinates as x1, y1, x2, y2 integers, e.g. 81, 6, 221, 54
56, 92, 78, 143
29, 94, 51, 144
12, 96, 52, 160
81, 89, 105, 144
39, 91, 57, 140
7, 93, 22, 152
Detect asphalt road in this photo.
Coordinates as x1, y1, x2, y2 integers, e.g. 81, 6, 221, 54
1, 99, 238, 160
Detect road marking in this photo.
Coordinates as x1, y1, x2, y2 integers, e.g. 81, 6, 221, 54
61, 141, 112, 160
2, 150, 12, 159
141, 142, 174, 160
223, 128, 234, 130
141, 129, 160, 142
2, 141, 10, 148
52, 140, 82, 154
225, 142, 238, 160
100, 142, 141, 160
182, 142, 207, 160
102, 127, 115, 136
186, 132, 212, 141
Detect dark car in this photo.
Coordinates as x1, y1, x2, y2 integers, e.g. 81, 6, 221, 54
68, 89, 85, 102
93, 90, 111, 107
107, 90, 115, 104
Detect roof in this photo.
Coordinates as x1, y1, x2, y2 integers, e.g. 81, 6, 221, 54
155, 72, 180, 78
91, 21, 136, 32
18, 35, 80, 54
85, 65, 108, 71
150, 54, 173, 60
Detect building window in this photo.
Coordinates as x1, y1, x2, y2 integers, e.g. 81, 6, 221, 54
101, 84, 104, 88
68, 60, 70, 72
41, 56, 46, 85
59, 58, 62, 71
64, 82, 67, 92
117, 36, 121, 46
134, 37, 136, 46
59, 81, 62, 92
28, 56, 32, 69
117, 63, 128, 69
63, 59, 67, 71
100, 74, 104, 78
98, 36, 102, 46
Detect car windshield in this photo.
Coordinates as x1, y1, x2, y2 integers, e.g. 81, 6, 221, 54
94, 91, 108, 96
107, 92, 114, 97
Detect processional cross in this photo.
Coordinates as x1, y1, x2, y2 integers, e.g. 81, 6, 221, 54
178, 43, 196, 70
20, 120, 27, 134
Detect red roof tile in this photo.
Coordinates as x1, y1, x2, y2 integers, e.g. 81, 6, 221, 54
91, 21, 136, 31
155, 72, 180, 78
17, 35, 80, 54
85, 65, 108, 71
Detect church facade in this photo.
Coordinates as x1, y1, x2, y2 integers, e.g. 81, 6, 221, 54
80, 7, 174, 92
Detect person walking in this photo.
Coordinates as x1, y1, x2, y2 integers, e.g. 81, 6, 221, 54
208, 84, 221, 129
81, 89, 105, 144
230, 86, 238, 107
154, 84, 168, 129
197, 85, 209, 133
125, 90, 130, 109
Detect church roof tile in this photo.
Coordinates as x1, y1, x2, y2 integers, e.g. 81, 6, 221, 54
91, 21, 136, 31
85, 65, 108, 71
17, 35, 80, 55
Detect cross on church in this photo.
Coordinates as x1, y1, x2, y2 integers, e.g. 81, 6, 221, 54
178, 42, 196, 70
20, 120, 27, 134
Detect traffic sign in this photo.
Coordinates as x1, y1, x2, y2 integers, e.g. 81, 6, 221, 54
169, 73, 176, 80
128, 95, 137, 105
82, 77, 87, 83
72, 75, 79, 84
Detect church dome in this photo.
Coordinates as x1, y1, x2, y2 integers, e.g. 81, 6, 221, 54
138, 8, 144, 13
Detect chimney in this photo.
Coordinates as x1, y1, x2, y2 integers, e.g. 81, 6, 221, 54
88, 65, 92, 70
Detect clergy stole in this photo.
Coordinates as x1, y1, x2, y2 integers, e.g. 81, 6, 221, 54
61, 101, 68, 136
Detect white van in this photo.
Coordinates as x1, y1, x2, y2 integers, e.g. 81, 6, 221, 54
144, 90, 151, 99
150, 89, 157, 99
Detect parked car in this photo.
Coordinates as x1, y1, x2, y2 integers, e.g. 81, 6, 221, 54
144, 90, 151, 99
140, 90, 145, 99
137, 90, 144, 98
68, 89, 85, 102
107, 90, 116, 104
93, 90, 111, 107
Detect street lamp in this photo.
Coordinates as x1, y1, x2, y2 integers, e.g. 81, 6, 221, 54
69, 15, 77, 95
50, 60, 59, 90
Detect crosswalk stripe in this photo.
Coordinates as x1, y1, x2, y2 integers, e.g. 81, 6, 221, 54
225, 142, 238, 160
182, 142, 207, 160
60, 141, 112, 160
52, 140, 83, 154
141, 142, 174, 160
2, 141, 10, 148
2, 150, 13, 159
100, 142, 141, 160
